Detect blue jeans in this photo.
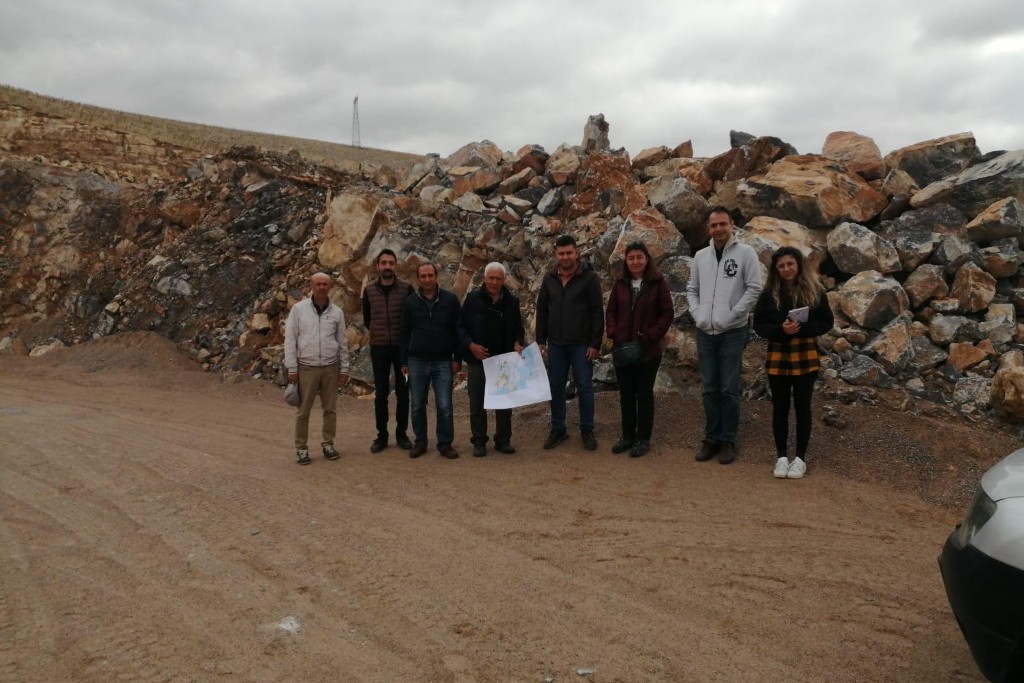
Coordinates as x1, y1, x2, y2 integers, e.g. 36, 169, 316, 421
407, 358, 454, 449
547, 343, 595, 433
696, 327, 748, 444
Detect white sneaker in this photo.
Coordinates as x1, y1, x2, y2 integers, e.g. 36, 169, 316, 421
773, 456, 790, 478
787, 457, 806, 479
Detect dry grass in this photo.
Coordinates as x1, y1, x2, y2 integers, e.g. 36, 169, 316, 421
0, 84, 423, 171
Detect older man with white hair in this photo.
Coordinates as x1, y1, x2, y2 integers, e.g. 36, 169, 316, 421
459, 262, 525, 456
284, 272, 350, 465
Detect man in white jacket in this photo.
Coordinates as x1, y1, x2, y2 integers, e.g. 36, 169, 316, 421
284, 272, 351, 465
686, 207, 763, 464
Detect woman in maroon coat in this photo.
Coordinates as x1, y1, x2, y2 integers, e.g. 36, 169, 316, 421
605, 242, 674, 457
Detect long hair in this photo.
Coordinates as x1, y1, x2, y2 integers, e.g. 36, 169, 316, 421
620, 241, 660, 281
766, 246, 823, 308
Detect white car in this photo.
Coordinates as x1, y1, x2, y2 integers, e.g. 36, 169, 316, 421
939, 448, 1024, 682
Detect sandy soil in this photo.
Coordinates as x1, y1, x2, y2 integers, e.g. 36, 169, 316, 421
1, 332, 1020, 683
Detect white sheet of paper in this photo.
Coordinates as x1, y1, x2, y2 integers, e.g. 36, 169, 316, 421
788, 306, 809, 323
482, 342, 551, 409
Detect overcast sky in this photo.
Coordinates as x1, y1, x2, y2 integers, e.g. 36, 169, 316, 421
2, 0, 1022, 159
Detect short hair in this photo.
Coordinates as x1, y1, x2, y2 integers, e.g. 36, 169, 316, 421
376, 248, 397, 264
554, 234, 577, 248
416, 262, 438, 277
483, 262, 506, 277
706, 205, 733, 223
310, 272, 332, 284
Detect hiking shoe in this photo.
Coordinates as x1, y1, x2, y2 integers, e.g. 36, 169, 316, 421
322, 444, 341, 460
494, 442, 516, 454
611, 437, 635, 454
774, 456, 790, 478
695, 440, 720, 462
787, 457, 806, 479
629, 440, 650, 458
370, 438, 387, 453
396, 435, 413, 450
581, 431, 598, 451
440, 445, 460, 460
296, 447, 311, 465
473, 443, 487, 457
718, 442, 736, 465
409, 442, 428, 459
543, 429, 569, 450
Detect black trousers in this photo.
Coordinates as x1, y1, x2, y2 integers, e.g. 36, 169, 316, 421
617, 357, 662, 441
467, 363, 512, 446
370, 345, 408, 441
767, 372, 818, 456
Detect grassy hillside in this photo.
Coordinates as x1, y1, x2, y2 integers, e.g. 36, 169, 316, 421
0, 84, 423, 171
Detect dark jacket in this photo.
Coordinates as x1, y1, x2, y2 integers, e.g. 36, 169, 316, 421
752, 288, 834, 342
362, 278, 413, 346
400, 288, 466, 366
605, 274, 674, 360
535, 262, 604, 348
459, 286, 526, 365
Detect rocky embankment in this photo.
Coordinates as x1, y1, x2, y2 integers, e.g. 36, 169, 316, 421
3, 103, 1024, 425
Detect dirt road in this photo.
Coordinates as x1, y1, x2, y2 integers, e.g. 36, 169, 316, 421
1, 333, 1014, 682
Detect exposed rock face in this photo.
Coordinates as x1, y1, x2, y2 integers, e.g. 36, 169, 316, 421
4, 100, 1024, 426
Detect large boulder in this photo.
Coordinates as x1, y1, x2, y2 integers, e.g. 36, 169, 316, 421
318, 192, 382, 269
863, 315, 914, 375
631, 146, 673, 172
902, 264, 949, 308
980, 237, 1021, 278
835, 270, 909, 329
581, 113, 610, 153
839, 354, 895, 388
911, 150, 1024, 219
743, 216, 827, 271
822, 131, 884, 180
441, 140, 503, 172
875, 204, 967, 270
965, 197, 1024, 245
883, 132, 981, 188
512, 145, 549, 175
705, 136, 795, 183
641, 157, 714, 196
545, 144, 582, 186
645, 175, 709, 250
992, 364, 1024, 422
928, 314, 983, 346
826, 222, 900, 274
728, 155, 888, 229
950, 261, 997, 312
610, 208, 684, 271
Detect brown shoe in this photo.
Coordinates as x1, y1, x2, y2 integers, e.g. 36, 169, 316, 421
695, 440, 720, 462
440, 445, 460, 460
718, 442, 736, 465
409, 442, 428, 459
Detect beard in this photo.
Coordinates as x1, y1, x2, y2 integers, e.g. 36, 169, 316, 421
380, 268, 395, 279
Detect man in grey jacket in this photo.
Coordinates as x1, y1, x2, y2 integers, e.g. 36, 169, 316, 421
686, 207, 762, 464
284, 272, 351, 465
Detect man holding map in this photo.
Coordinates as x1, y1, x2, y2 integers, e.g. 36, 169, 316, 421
459, 262, 525, 457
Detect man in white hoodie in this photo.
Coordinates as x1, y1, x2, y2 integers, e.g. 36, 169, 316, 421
686, 207, 763, 464
285, 272, 351, 465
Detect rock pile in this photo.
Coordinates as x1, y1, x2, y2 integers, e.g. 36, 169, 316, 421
3, 100, 1024, 424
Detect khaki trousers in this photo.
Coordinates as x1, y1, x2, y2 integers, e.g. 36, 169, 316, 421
295, 362, 340, 449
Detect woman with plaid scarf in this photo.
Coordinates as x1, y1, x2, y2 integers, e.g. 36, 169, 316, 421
753, 247, 834, 479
